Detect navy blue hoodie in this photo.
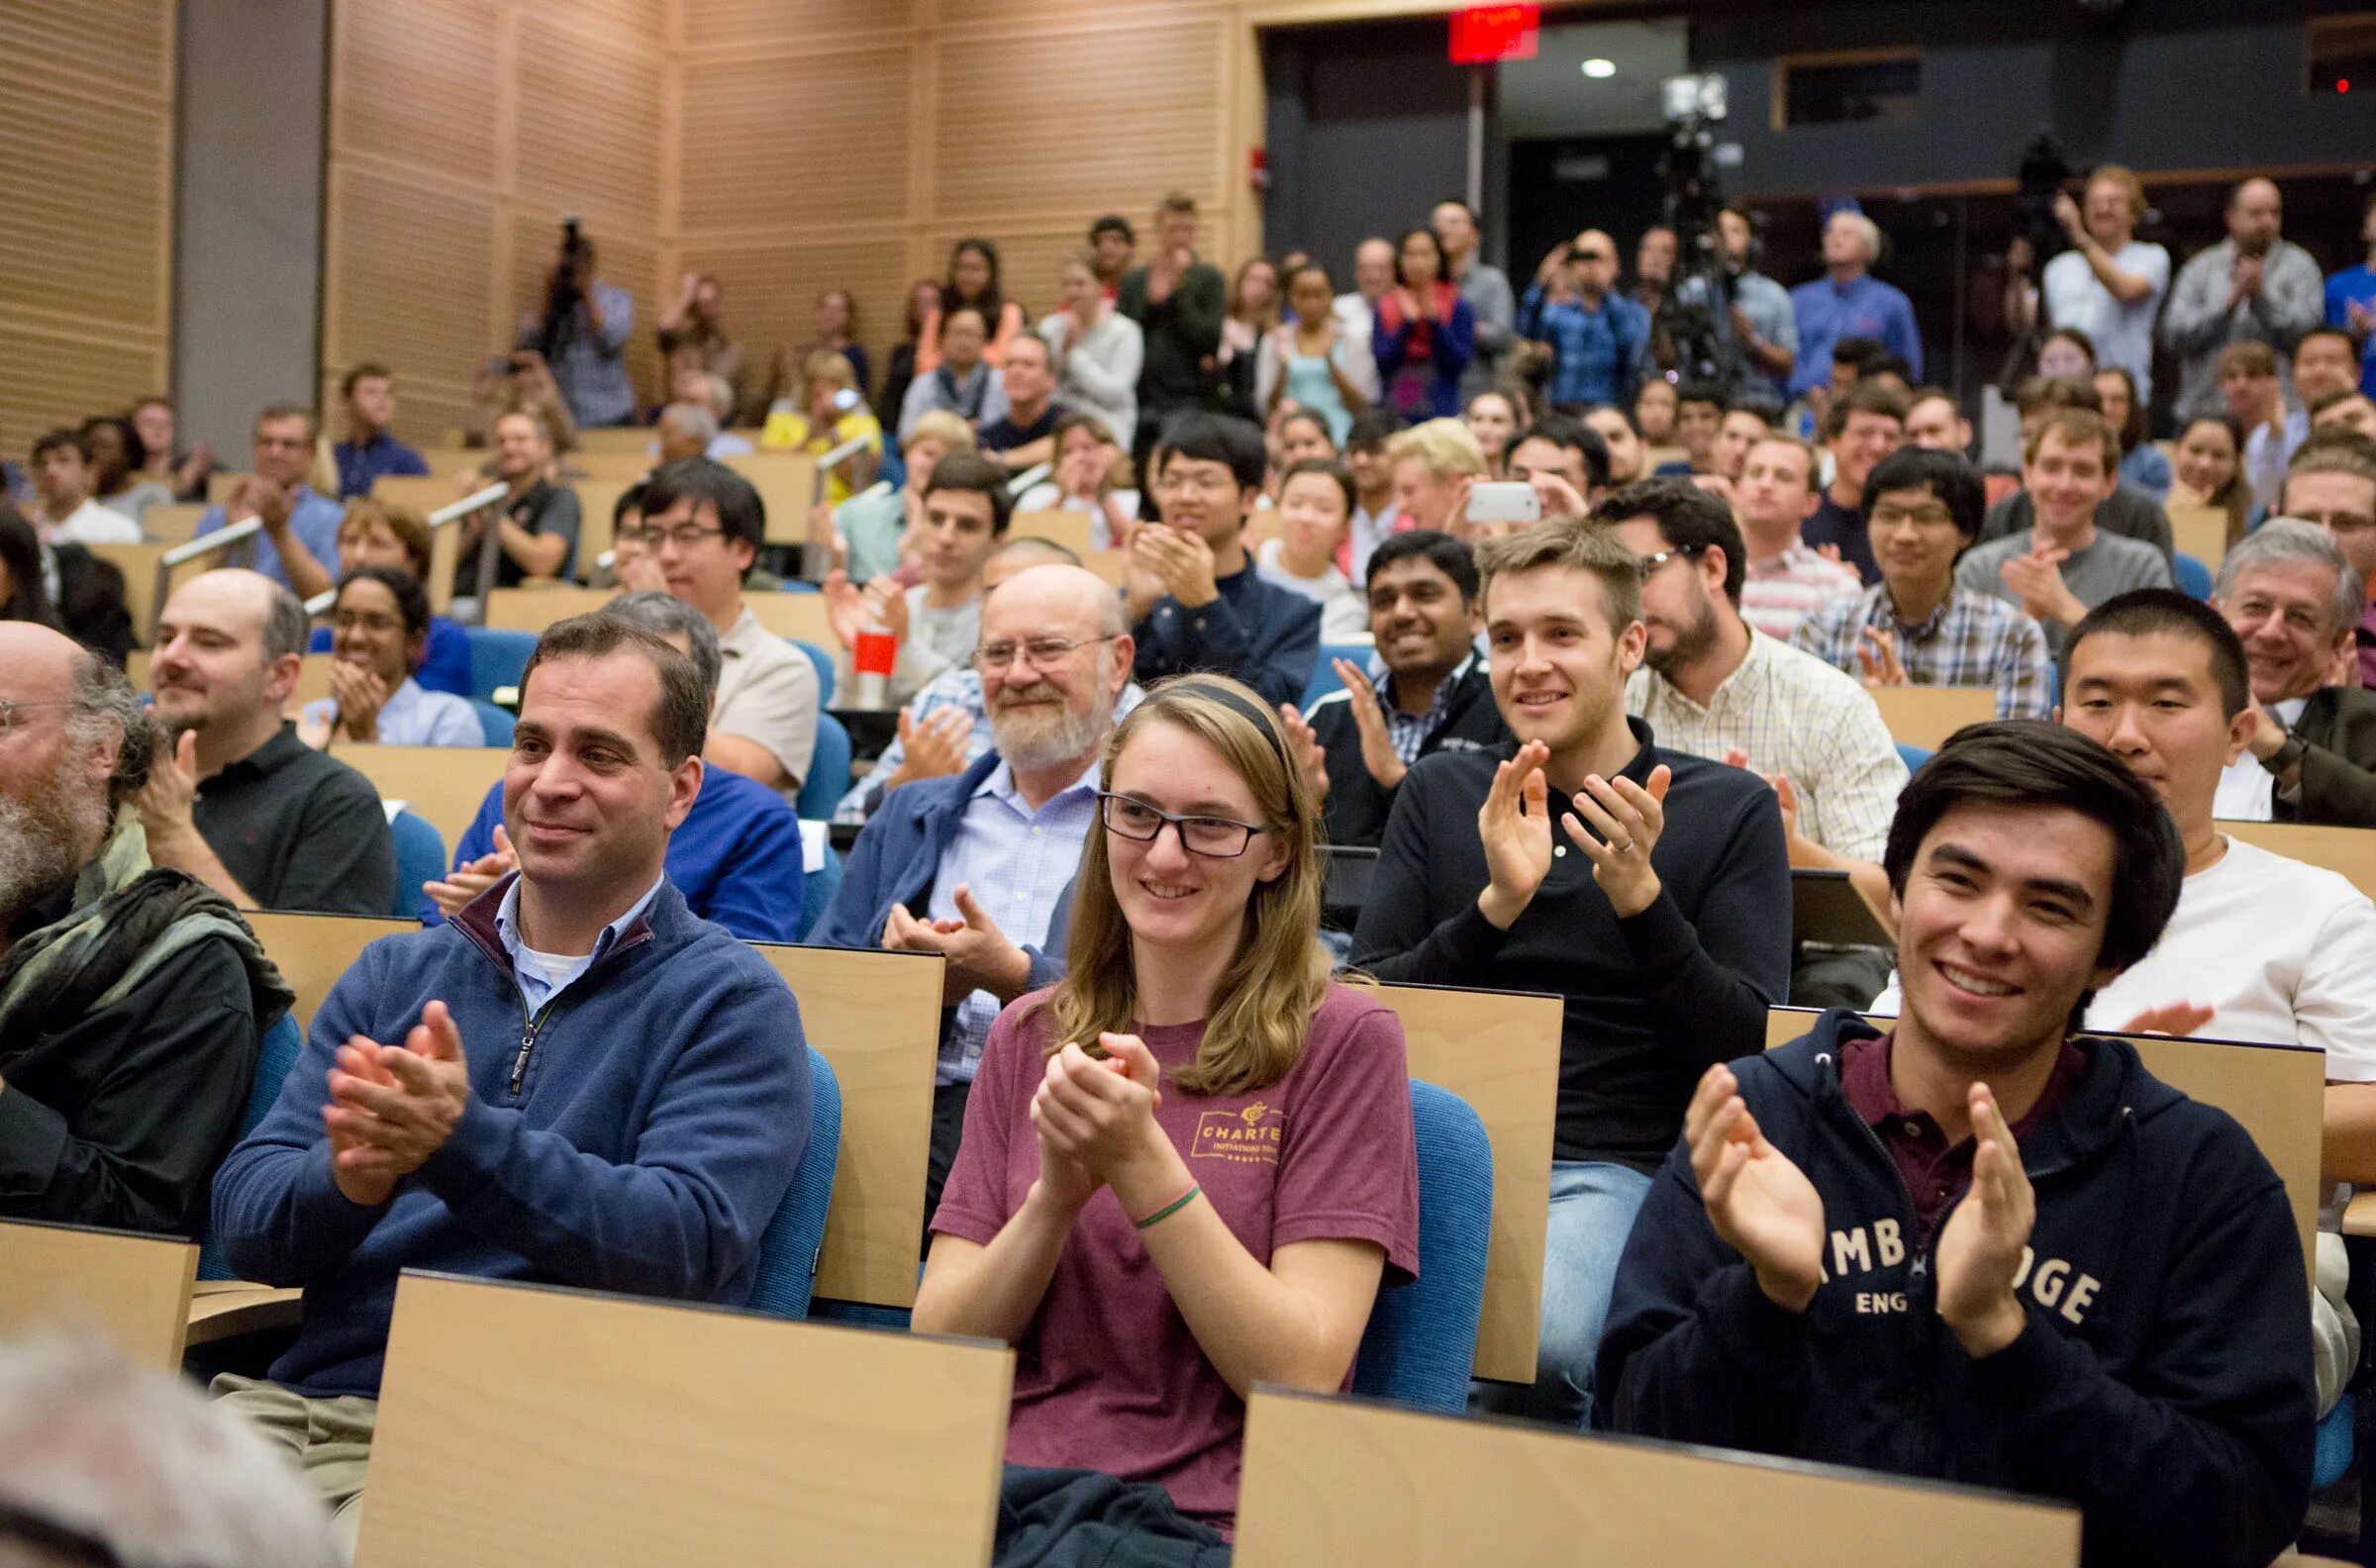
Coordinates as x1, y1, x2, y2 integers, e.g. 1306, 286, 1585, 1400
1598, 1012, 2313, 1568
214, 877, 812, 1399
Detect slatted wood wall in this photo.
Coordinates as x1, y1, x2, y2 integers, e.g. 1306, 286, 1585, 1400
317, 0, 1465, 445
0, 0, 176, 452
323, 0, 670, 445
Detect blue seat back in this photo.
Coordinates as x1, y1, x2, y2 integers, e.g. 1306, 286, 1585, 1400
798, 843, 842, 941
196, 1013, 305, 1282
465, 628, 540, 700
792, 639, 836, 707
388, 810, 445, 921
1300, 642, 1373, 710
797, 713, 852, 822
2174, 551, 2213, 601
468, 699, 516, 747
744, 1046, 842, 1322
1896, 742, 1932, 773
1351, 1080, 1492, 1413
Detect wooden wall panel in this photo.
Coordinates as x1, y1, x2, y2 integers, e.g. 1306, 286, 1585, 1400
677, 46, 912, 237
515, 17, 665, 233
684, 236, 913, 412
330, 0, 501, 182
0, 0, 174, 447
680, 0, 916, 48
324, 163, 500, 441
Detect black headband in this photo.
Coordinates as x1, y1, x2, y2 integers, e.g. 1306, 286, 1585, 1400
1174, 678, 1289, 772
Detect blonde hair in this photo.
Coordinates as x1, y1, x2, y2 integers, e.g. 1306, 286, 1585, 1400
802, 350, 858, 399
904, 410, 978, 456
337, 497, 432, 578
1385, 417, 1487, 480
1040, 677, 1331, 1098
2088, 163, 2146, 220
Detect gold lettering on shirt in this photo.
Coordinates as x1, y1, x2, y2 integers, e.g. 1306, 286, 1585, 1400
1192, 1103, 1285, 1164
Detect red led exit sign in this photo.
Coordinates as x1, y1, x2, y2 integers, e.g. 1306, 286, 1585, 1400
1448, 4, 1539, 65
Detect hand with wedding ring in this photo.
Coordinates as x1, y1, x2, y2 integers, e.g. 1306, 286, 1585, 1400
1562, 764, 1671, 919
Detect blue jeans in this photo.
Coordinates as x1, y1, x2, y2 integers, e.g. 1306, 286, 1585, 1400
1472, 1159, 1653, 1429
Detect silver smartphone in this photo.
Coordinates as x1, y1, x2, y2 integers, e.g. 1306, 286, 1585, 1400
1467, 481, 1541, 525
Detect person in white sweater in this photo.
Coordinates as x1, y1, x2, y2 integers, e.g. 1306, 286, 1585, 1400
1040, 255, 1142, 449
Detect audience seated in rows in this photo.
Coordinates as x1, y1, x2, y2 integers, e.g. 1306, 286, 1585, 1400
2164, 176, 2325, 425
79, 414, 175, 526
28, 428, 141, 545
820, 564, 1135, 1218
211, 611, 813, 1553
329, 363, 428, 500
193, 405, 347, 595
1040, 253, 1143, 449
977, 332, 1065, 473
298, 568, 480, 749
1957, 408, 2174, 661
139, 569, 395, 916
1793, 445, 2055, 721
758, 349, 880, 504
1285, 529, 1504, 851
1015, 414, 1139, 548
1734, 434, 1861, 640
1801, 379, 1906, 582
1125, 414, 1320, 709
831, 539, 1095, 824
432, 592, 804, 943
823, 409, 973, 585
0, 625, 288, 1234
824, 450, 1007, 710
0, 499, 135, 667
1600, 721, 2314, 1567
632, 457, 820, 799
916, 677, 1418, 1550
1351, 521, 1788, 1426
899, 305, 1011, 443
130, 393, 215, 502
2212, 518, 2376, 827
1252, 458, 1366, 639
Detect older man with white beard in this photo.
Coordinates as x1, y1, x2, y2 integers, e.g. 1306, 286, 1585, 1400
0, 623, 290, 1233
815, 564, 1136, 1223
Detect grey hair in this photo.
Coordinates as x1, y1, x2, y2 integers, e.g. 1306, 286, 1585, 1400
603, 590, 723, 705
1832, 210, 1882, 266
65, 652, 161, 811
0, 1332, 342, 1568
659, 402, 719, 444
2216, 516, 2365, 635
700, 372, 735, 422
261, 582, 309, 662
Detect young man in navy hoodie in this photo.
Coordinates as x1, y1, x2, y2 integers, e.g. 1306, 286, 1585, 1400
1598, 722, 2314, 1568
211, 612, 813, 1551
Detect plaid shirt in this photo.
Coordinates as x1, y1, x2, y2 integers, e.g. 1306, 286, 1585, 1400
1626, 631, 1908, 862
1370, 651, 1480, 765
1740, 543, 1863, 642
1791, 583, 2054, 723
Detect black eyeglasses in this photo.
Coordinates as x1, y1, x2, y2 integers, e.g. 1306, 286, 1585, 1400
1098, 793, 1273, 858
616, 523, 727, 549
1635, 543, 1705, 575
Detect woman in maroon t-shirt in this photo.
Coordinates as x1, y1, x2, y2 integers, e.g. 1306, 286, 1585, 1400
918, 677, 1421, 1554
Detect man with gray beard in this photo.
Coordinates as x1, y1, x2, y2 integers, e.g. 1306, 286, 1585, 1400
815, 564, 1137, 1224
0, 622, 291, 1233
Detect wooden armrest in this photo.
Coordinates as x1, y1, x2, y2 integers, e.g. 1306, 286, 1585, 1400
2342, 1193, 2376, 1238
185, 1285, 302, 1346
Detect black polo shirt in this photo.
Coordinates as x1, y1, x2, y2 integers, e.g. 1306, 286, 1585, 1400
977, 402, 1064, 454
192, 725, 397, 915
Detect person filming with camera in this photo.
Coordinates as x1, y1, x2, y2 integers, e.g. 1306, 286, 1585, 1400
518, 218, 636, 430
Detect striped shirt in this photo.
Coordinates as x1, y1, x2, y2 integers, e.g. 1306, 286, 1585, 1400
1791, 583, 2056, 723
1740, 543, 1863, 642
1626, 631, 1908, 862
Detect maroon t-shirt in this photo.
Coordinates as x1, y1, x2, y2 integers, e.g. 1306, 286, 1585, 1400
932, 982, 1421, 1529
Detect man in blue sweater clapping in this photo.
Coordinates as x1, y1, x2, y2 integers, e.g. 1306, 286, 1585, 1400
210, 611, 814, 1553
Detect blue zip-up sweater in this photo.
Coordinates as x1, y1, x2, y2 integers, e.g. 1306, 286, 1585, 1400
212, 877, 812, 1399
1598, 1012, 2313, 1568
1132, 566, 1321, 712
812, 750, 1075, 1008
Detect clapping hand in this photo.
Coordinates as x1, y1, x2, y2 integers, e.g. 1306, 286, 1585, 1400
1033, 1034, 1166, 1186
883, 886, 1030, 1006
325, 660, 393, 741
886, 706, 974, 789
1277, 703, 1330, 800
322, 1001, 473, 1206
1854, 628, 1909, 687
1932, 1083, 2036, 1358
1333, 658, 1406, 791
1563, 764, 1670, 919
1998, 544, 2082, 627
424, 825, 516, 918
1131, 524, 1219, 610
1687, 1063, 1826, 1311
1476, 740, 1555, 930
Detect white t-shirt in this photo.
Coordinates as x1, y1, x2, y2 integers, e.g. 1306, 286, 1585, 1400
45, 498, 142, 545
2042, 241, 2172, 404
1870, 835, 2376, 1083
2213, 696, 2307, 823
1254, 537, 1367, 640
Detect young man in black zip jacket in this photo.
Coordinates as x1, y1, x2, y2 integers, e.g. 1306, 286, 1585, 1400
1350, 521, 1791, 1428
1281, 530, 1506, 849
1598, 722, 2314, 1568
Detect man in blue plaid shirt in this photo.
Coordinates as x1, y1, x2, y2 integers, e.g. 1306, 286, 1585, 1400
1792, 445, 2054, 722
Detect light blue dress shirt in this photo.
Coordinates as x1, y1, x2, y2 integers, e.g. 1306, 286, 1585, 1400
495, 872, 665, 1018
303, 677, 483, 746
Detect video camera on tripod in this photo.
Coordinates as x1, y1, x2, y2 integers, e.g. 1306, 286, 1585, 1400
1656, 72, 1739, 393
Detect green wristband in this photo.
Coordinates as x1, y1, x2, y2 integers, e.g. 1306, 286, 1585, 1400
1132, 1183, 1202, 1230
